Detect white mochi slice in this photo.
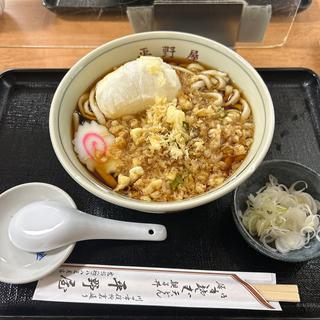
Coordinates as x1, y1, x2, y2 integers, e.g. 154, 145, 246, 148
95, 56, 181, 119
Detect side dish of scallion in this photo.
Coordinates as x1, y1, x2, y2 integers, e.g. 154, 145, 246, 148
240, 175, 320, 254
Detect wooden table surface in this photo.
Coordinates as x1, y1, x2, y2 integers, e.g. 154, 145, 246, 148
0, 0, 319, 73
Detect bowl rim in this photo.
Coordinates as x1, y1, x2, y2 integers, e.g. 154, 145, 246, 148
50, 31, 275, 213
232, 159, 320, 262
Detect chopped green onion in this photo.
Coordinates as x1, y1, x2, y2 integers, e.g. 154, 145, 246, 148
182, 121, 189, 131
241, 175, 320, 254
170, 175, 183, 190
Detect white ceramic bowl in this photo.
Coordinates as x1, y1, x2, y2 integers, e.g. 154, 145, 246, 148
50, 31, 274, 213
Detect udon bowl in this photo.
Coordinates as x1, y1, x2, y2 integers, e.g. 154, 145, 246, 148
49, 31, 274, 213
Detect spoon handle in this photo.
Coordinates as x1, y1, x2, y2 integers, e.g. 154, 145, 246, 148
8, 201, 167, 252
76, 211, 167, 242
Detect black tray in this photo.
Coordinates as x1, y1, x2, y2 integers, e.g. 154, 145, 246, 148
43, 0, 154, 14
42, 0, 312, 14
0, 68, 320, 319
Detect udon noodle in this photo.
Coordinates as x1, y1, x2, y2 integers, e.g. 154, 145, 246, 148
72, 57, 254, 201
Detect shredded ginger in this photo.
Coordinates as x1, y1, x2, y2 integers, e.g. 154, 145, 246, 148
241, 175, 320, 253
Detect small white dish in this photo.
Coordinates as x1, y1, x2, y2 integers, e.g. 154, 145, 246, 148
0, 182, 75, 284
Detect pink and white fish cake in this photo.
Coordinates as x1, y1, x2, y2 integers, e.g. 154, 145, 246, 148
73, 121, 114, 172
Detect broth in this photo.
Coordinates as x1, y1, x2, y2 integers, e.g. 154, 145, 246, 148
72, 57, 254, 201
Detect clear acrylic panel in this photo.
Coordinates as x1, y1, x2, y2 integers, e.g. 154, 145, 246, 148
0, 0, 307, 48
236, 0, 302, 48
0, 0, 132, 48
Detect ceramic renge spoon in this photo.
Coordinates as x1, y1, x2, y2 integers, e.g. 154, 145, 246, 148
8, 200, 167, 252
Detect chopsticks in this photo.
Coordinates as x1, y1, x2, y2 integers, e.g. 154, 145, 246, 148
253, 284, 300, 302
